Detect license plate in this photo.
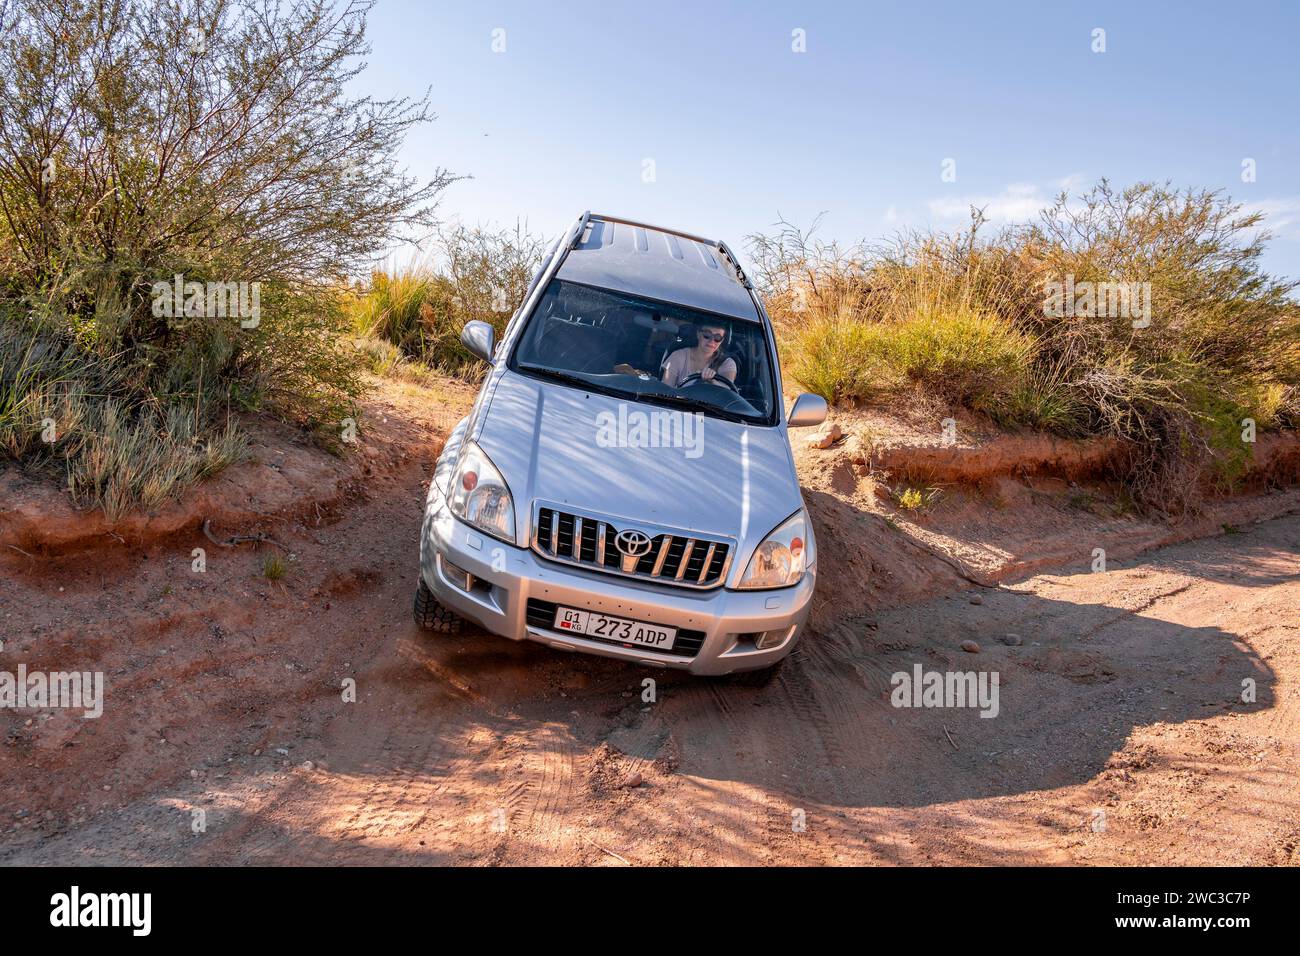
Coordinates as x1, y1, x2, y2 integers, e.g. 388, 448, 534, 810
552, 606, 678, 651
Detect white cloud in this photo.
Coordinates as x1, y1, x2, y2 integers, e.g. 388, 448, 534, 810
1052, 172, 1089, 192
927, 181, 1054, 223
1240, 198, 1300, 239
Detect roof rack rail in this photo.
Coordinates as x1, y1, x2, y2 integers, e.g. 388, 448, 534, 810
714, 239, 752, 290
567, 210, 593, 250
586, 212, 715, 247
580, 212, 754, 290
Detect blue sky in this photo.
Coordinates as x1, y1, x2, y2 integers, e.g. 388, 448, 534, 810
351, 0, 1300, 279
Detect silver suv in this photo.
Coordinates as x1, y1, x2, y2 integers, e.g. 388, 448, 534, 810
415, 212, 826, 676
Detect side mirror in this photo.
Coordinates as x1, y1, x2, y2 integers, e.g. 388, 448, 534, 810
461, 320, 496, 363
787, 393, 828, 428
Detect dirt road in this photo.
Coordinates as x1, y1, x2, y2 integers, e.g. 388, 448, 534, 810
2, 385, 1297, 866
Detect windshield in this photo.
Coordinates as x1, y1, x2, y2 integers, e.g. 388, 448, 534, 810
508, 279, 777, 424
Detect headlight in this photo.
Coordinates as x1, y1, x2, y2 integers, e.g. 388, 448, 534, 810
735, 510, 812, 590
448, 440, 516, 543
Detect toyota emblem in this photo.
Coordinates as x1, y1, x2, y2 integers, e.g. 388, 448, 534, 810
614, 529, 653, 558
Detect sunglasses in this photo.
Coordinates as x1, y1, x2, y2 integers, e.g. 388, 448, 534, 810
698, 331, 725, 342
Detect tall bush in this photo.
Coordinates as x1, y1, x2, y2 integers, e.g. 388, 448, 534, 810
0, 0, 452, 511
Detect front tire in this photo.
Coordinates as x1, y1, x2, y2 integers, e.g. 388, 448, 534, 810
413, 578, 464, 633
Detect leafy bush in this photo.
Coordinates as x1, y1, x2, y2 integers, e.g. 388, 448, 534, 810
752, 181, 1300, 514
349, 267, 461, 369
352, 335, 443, 388
896, 487, 924, 511
789, 303, 1034, 415
0, 0, 450, 514
999, 363, 1090, 435
1, 319, 247, 519
348, 224, 547, 378
885, 304, 1035, 411
787, 310, 897, 405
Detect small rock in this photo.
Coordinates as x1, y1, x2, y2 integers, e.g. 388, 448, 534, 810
969, 594, 984, 606
999, 633, 1023, 646
190, 769, 199, 778
102, 785, 111, 792
807, 423, 844, 450
960, 640, 981, 654
300, 761, 314, 771
622, 773, 644, 788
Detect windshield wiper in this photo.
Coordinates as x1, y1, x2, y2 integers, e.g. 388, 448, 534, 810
643, 392, 752, 424
516, 364, 637, 399
517, 364, 756, 422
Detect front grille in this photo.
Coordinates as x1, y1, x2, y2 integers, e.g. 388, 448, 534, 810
525, 599, 707, 658
531, 501, 732, 589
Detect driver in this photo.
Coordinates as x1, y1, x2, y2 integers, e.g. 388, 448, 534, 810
661, 322, 737, 388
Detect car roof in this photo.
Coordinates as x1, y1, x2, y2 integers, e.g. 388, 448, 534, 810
556, 214, 761, 323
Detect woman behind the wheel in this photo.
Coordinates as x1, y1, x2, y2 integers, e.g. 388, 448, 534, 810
661, 322, 737, 388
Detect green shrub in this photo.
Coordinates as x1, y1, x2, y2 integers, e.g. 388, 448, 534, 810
348, 267, 467, 372
1, 320, 247, 520
68, 401, 247, 521
0, 0, 449, 516
352, 335, 442, 388
233, 284, 367, 432
753, 181, 1300, 514
897, 487, 924, 511
787, 311, 897, 405
347, 224, 546, 378
262, 553, 287, 581
997, 359, 1090, 434
787, 303, 1032, 412
886, 304, 1035, 410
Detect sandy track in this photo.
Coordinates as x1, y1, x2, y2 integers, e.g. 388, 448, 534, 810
2, 385, 1297, 866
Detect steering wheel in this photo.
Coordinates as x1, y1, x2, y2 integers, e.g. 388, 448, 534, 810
679, 371, 740, 394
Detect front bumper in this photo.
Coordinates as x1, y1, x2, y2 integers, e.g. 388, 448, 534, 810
419, 487, 815, 675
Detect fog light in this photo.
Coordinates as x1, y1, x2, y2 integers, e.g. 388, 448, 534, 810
755, 628, 789, 650
440, 555, 475, 591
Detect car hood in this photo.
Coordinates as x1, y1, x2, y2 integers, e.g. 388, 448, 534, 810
474, 370, 804, 553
